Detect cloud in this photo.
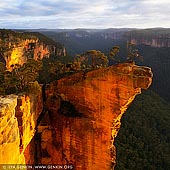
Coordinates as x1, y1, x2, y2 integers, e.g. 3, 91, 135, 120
0, 0, 169, 28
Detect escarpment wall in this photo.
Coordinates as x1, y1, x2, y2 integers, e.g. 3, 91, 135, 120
129, 38, 170, 47
0, 95, 21, 164
37, 63, 152, 170
0, 92, 43, 164
4, 39, 66, 70
0, 63, 152, 169
0, 30, 66, 70
125, 33, 170, 47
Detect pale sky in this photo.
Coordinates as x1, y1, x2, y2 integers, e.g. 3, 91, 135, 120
0, 0, 170, 29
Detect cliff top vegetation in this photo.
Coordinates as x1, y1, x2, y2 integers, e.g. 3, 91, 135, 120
0, 29, 142, 96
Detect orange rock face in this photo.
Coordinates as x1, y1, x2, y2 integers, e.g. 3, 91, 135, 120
0, 95, 21, 164
1, 37, 66, 70
5, 39, 50, 70
41, 63, 152, 170
0, 92, 43, 164
0, 63, 152, 169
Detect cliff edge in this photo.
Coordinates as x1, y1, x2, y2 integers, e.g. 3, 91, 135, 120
0, 63, 152, 169
42, 63, 153, 170
0, 30, 66, 70
0, 92, 43, 164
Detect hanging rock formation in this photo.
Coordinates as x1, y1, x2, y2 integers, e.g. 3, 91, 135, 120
41, 63, 152, 170
0, 63, 152, 169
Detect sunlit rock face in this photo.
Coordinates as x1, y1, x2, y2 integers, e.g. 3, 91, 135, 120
0, 95, 22, 164
6, 39, 41, 69
0, 30, 66, 70
5, 39, 65, 70
0, 92, 43, 164
41, 63, 152, 170
0, 63, 152, 168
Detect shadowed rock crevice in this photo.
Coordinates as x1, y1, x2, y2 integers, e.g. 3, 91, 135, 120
0, 54, 6, 65
58, 100, 83, 117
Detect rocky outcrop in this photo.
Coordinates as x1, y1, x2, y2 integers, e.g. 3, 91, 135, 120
0, 92, 43, 164
38, 63, 152, 170
0, 30, 66, 70
0, 95, 22, 164
0, 63, 152, 169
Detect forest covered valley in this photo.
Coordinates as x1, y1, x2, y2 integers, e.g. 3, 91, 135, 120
0, 28, 170, 170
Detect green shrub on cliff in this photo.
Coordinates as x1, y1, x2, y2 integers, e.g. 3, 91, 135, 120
26, 81, 41, 95
0, 59, 42, 95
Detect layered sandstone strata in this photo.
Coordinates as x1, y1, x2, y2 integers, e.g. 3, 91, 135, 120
0, 92, 43, 164
0, 30, 66, 70
40, 63, 152, 170
5, 39, 66, 70
0, 63, 152, 169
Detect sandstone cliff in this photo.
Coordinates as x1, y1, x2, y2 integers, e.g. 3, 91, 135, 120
40, 63, 152, 170
0, 92, 43, 164
0, 30, 66, 70
0, 63, 152, 170
128, 38, 170, 48
125, 30, 170, 47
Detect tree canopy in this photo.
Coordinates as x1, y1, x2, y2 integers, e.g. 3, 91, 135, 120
0, 59, 42, 95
